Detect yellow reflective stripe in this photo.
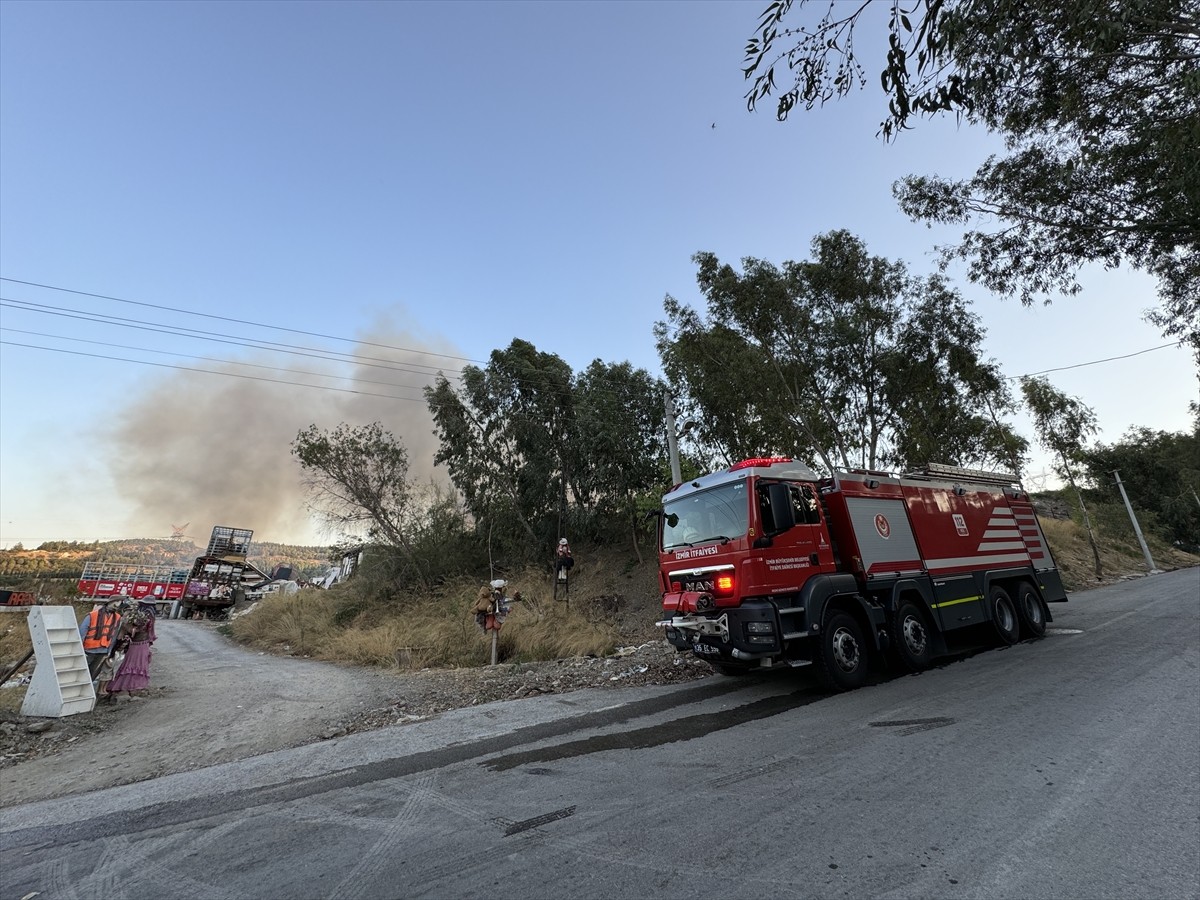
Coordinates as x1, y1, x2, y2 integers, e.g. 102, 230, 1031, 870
931, 595, 983, 609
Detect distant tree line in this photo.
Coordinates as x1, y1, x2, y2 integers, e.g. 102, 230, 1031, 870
0, 539, 333, 585
0, 556, 83, 580
1081, 426, 1200, 552
29, 540, 101, 552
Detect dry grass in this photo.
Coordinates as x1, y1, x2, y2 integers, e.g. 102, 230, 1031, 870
227, 566, 630, 670
0, 615, 32, 668
226, 592, 339, 657
0, 681, 26, 713
1040, 513, 1199, 590
492, 589, 619, 663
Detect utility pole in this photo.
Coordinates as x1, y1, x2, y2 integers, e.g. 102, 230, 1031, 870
1112, 470, 1159, 574
664, 391, 682, 485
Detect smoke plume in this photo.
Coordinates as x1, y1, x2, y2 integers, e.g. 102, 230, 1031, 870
105, 315, 462, 547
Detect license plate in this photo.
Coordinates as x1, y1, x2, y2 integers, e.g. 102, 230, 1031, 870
693, 642, 720, 656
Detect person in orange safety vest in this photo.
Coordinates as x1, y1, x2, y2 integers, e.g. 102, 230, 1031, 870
79, 602, 123, 679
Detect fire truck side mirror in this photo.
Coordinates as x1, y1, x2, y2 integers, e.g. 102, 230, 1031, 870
766, 483, 796, 533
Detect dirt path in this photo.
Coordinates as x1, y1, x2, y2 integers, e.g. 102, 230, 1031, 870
0, 620, 408, 807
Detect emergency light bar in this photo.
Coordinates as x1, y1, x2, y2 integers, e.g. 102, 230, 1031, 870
730, 457, 793, 471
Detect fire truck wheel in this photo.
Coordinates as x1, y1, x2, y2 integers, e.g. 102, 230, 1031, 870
817, 611, 869, 691
987, 586, 1020, 646
888, 601, 933, 672
1013, 581, 1047, 639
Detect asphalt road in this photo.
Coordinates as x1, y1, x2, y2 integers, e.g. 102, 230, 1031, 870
2, 568, 1197, 900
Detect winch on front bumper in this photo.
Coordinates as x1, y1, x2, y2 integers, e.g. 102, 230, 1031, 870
657, 592, 787, 664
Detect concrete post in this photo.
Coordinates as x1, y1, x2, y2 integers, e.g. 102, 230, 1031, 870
1113, 470, 1159, 574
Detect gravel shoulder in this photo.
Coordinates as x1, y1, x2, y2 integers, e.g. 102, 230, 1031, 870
0, 618, 710, 807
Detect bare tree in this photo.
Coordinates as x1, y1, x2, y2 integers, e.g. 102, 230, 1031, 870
292, 422, 429, 588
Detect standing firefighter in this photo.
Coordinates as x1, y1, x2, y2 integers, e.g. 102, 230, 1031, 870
553, 537, 574, 604
79, 601, 123, 680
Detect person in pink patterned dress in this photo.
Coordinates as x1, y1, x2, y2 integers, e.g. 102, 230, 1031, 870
104, 600, 157, 699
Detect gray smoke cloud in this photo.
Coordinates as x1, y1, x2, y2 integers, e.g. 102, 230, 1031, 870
105, 316, 463, 547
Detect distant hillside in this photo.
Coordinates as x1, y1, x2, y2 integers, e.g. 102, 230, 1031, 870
0, 537, 333, 589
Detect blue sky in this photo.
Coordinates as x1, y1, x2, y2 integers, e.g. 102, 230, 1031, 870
1, 0, 1194, 550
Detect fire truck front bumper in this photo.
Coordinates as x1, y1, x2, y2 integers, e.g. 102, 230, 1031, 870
657, 601, 783, 661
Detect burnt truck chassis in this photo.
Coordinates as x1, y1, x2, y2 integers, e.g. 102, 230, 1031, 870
180, 556, 271, 619
179, 526, 267, 620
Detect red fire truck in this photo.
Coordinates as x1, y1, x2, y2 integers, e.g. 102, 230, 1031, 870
655, 458, 1067, 690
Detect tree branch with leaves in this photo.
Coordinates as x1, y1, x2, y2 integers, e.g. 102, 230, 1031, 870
743, 0, 1200, 355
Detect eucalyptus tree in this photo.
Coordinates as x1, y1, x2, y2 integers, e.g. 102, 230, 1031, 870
1020, 375, 1103, 578
656, 230, 1024, 474
654, 310, 794, 467
743, 0, 1200, 353
425, 339, 575, 557
567, 360, 669, 557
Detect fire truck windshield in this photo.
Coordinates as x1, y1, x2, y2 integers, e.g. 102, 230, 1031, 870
662, 482, 749, 550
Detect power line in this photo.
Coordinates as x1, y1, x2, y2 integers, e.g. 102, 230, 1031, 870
0, 340, 619, 429
0, 306, 651, 406
0, 340, 433, 404
1011, 341, 1185, 379
0, 290, 657, 403
0, 298, 464, 380
0, 276, 489, 366
0, 328, 436, 398
0, 300, 464, 383
6, 276, 1181, 404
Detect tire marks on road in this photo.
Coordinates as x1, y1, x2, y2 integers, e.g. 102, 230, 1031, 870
324, 774, 435, 900
41, 834, 241, 900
